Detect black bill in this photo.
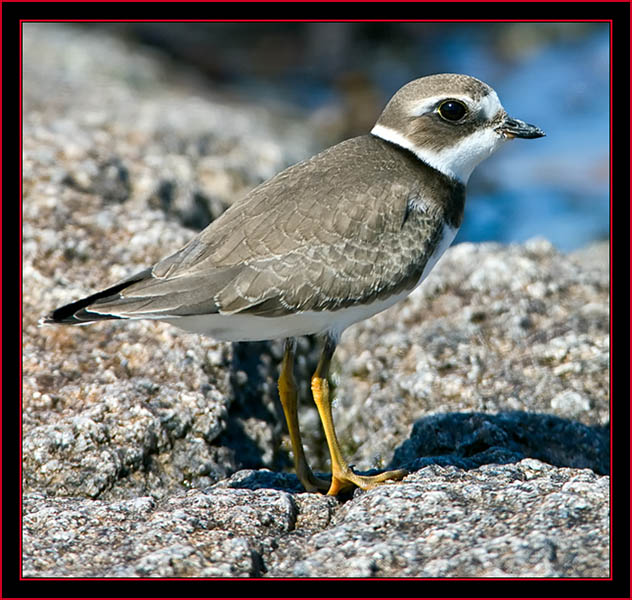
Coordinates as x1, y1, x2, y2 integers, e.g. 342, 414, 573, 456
497, 116, 546, 139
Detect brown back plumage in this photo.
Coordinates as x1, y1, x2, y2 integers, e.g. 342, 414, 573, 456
49, 135, 464, 322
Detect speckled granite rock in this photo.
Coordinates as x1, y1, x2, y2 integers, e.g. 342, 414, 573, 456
23, 460, 608, 578
22, 487, 301, 577
22, 23, 609, 578
268, 460, 609, 577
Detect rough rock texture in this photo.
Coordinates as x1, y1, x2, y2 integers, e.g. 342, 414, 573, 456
23, 461, 608, 578
22, 24, 610, 578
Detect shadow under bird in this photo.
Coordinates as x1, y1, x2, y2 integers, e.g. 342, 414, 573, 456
43, 73, 545, 495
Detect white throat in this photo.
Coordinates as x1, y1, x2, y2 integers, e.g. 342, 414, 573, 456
371, 123, 508, 184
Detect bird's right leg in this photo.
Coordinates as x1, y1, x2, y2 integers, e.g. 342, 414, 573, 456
278, 338, 329, 492
311, 334, 408, 496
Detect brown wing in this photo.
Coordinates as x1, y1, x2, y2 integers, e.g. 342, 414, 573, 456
84, 136, 457, 319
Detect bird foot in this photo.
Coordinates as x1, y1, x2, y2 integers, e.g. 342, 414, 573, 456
326, 467, 409, 496
296, 464, 331, 493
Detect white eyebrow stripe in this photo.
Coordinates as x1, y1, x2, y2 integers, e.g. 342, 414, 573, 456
409, 90, 504, 120
409, 94, 472, 117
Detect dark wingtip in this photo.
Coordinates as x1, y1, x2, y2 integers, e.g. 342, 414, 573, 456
39, 313, 66, 326
41, 295, 125, 326
40, 272, 151, 326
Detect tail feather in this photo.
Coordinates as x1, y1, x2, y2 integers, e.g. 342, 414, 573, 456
41, 268, 151, 325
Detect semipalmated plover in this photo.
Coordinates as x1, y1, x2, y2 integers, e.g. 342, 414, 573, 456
43, 73, 545, 495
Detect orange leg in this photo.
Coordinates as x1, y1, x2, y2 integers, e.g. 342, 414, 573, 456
277, 339, 329, 492
310, 336, 408, 496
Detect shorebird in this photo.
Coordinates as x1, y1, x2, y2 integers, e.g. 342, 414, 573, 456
43, 74, 544, 495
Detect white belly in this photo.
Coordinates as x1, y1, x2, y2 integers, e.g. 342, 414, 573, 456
163, 292, 409, 342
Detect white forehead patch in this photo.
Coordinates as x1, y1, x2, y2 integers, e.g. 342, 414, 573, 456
477, 89, 503, 120
409, 90, 504, 121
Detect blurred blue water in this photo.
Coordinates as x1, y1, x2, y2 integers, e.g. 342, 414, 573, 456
412, 25, 610, 251
224, 24, 609, 252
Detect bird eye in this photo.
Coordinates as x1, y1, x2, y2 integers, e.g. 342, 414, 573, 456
437, 99, 467, 122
